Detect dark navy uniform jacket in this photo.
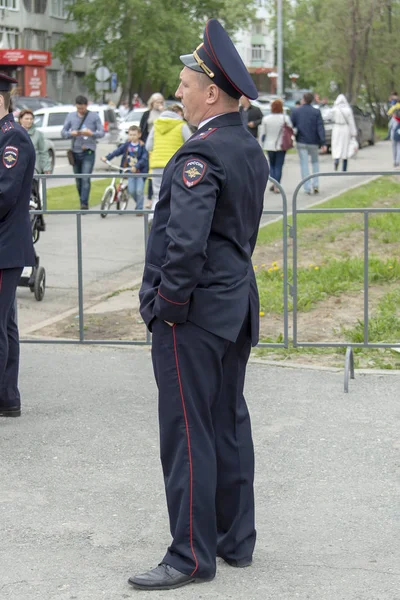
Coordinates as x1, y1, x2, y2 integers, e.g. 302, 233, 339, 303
139, 112, 269, 346
0, 113, 35, 269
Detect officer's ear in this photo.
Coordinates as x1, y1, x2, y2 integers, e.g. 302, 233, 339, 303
205, 84, 220, 106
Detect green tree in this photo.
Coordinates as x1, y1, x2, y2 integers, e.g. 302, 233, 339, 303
53, 0, 256, 103
268, 0, 400, 119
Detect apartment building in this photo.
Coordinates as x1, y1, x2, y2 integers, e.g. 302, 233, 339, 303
0, 0, 90, 102
235, 0, 276, 94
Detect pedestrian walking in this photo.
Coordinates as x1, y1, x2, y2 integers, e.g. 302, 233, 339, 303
145, 104, 191, 218
259, 98, 293, 192
61, 95, 105, 210
0, 73, 36, 418
330, 94, 357, 172
132, 18, 269, 591
291, 92, 326, 194
18, 108, 51, 175
239, 95, 263, 137
102, 125, 148, 214
139, 93, 165, 207
389, 109, 400, 167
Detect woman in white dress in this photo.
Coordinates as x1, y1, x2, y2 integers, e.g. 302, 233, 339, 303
330, 94, 357, 172
259, 99, 292, 192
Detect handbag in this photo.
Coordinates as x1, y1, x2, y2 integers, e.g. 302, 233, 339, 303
348, 137, 359, 158
67, 111, 89, 166
276, 116, 294, 151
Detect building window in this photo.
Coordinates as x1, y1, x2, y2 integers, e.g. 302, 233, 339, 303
0, 27, 20, 49
23, 0, 47, 12
23, 29, 47, 50
51, 0, 69, 18
74, 46, 85, 58
0, 0, 19, 9
252, 20, 262, 35
251, 44, 265, 61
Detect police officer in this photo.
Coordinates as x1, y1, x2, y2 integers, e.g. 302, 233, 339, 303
0, 73, 36, 418
131, 20, 269, 590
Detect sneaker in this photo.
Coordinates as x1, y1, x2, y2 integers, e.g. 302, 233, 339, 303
313, 188, 319, 194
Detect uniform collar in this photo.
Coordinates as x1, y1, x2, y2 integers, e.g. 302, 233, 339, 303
196, 111, 242, 133
0, 112, 14, 127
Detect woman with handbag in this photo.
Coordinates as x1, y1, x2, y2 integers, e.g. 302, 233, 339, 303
330, 94, 358, 171
259, 99, 293, 193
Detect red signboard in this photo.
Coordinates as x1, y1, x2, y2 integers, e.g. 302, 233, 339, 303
24, 66, 47, 97
0, 49, 51, 67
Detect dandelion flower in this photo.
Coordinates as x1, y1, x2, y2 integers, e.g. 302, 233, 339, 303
261, 263, 266, 267
259, 311, 265, 317
314, 266, 319, 271
268, 267, 274, 272
273, 266, 279, 271
388, 265, 393, 270
253, 265, 258, 270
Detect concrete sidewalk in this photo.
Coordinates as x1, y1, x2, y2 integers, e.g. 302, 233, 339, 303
1, 344, 399, 599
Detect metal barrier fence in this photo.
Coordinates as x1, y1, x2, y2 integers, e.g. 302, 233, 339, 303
292, 171, 400, 391
22, 170, 400, 391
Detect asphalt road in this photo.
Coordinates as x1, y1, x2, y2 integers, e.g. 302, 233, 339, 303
1, 344, 399, 599
19, 141, 395, 336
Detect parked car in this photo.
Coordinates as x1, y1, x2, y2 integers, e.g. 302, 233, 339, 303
117, 107, 147, 143
323, 105, 375, 152
13, 96, 60, 117
33, 104, 119, 150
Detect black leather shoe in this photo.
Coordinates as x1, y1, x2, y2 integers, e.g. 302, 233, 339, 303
0, 406, 21, 417
218, 554, 252, 568
128, 562, 213, 590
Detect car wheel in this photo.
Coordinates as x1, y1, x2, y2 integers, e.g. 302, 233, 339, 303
48, 148, 55, 173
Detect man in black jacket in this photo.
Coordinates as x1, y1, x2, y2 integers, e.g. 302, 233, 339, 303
291, 92, 327, 194
130, 18, 269, 592
239, 95, 263, 137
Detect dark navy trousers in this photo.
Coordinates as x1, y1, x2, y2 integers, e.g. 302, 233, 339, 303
151, 316, 256, 579
0, 268, 23, 408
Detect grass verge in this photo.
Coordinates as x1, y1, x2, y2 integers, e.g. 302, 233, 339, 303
46, 179, 112, 210
254, 176, 400, 369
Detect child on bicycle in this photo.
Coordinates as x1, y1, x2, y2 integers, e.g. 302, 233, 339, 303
102, 126, 148, 214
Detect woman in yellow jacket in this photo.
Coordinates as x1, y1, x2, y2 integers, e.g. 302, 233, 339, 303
145, 104, 192, 218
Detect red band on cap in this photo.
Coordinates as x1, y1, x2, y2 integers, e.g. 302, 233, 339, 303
205, 22, 243, 96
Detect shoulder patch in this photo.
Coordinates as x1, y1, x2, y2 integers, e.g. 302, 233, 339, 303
189, 127, 217, 142
1, 120, 15, 133
2, 145, 19, 169
183, 158, 207, 188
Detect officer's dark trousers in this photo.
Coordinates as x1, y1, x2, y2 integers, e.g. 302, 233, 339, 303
0, 268, 23, 408
151, 316, 255, 579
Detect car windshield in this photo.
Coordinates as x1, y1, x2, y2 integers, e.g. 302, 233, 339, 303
123, 109, 145, 122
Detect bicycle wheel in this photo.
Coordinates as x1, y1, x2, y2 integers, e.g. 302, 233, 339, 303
118, 189, 129, 211
100, 188, 114, 218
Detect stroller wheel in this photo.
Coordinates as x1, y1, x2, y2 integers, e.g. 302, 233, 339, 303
34, 266, 46, 301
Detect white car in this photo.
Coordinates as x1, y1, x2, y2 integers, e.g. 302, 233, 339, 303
117, 108, 147, 144
33, 104, 119, 151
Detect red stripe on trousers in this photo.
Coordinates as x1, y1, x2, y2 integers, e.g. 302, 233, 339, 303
172, 324, 199, 577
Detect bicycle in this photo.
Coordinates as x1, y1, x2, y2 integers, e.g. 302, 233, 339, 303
100, 160, 131, 218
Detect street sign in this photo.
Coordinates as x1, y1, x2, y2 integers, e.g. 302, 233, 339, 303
111, 72, 117, 93
95, 66, 110, 82
95, 81, 109, 92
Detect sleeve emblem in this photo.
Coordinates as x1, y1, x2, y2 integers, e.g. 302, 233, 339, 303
183, 159, 207, 188
2, 145, 19, 169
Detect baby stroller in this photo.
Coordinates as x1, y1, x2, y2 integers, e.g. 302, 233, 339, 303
19, 175, 46, 301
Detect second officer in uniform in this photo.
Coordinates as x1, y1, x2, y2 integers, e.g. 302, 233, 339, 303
0, 73, 36, 418
131, 20, 270, 590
